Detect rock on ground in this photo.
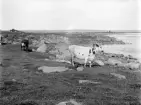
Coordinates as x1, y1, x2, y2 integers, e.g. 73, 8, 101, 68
38, 66, 69, 73
76, 67, 84, 71
79, 80, 101, 84
105, 58, 122, 66
54, 59, 71, 64
94, 60, 104, 66
110, 73, 126, 80
32, 49, 36, 52
57, 99, 82, 105
124, 62, 141, 70
36, 43, 47, 53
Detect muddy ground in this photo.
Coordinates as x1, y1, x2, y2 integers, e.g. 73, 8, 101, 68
0, 44, 141, 105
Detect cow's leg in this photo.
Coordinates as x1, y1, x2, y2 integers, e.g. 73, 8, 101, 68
69, 52, 74, 66
84, 57, 88, 67
21, 45, 24, 51
21, 43, 25, 51
89, 61, 92, 68
26, 44, 29, 51
25, 46, 28, 51
24, 43, 27, 51
21, 43, 23, 50
23, 46, 26, 51
21, 45, 23, 50
22, 45, 24, 50
71, 55, 74, 66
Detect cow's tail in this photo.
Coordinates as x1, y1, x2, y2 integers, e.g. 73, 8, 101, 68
67, 45, 74, 65
67, 44, 72, 51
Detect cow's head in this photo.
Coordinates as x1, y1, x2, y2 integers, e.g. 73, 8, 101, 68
92, 43, 104, 53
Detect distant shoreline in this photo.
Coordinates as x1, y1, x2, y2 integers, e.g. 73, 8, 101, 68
103, 34, 141, 63
1, 29, 141, 33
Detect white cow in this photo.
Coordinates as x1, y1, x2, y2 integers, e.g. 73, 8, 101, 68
68, 44, 103, 67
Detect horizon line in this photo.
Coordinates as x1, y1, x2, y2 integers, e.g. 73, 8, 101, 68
1, 29, 141, 31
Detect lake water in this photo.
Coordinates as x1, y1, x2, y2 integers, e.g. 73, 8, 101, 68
103, 33, 141, 62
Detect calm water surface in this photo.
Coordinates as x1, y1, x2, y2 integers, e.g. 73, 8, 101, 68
104, 33, 141, 62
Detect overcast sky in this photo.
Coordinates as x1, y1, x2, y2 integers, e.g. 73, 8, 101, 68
0, 0, 141, 30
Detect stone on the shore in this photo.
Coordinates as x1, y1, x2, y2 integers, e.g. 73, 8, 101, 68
45, 58, 71, 64
55, 59, 71, 64
128, 55, 137, 60
45, 58, 49, 61
124, 62, 141, 70
110, 73, 126, 79
110, 54, 124, 58
79, 80, 101, 84
76, 67, 84, 71
36, 43, 47, 53
13, 42, 19, 44
12, 79, 17, 82
23, 69, 29, 72
32, 49, 36, 52
38, 66, 68, 73
94, 60, 104, 66
106, 58, 122, 66
57, 99, 82, 105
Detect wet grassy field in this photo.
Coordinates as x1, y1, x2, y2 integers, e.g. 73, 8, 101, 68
0, 44, 141, 105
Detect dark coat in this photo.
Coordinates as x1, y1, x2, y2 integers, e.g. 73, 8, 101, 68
21, 39, 29, 51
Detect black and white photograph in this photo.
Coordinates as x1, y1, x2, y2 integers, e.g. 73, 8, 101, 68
0, 0, 141, 104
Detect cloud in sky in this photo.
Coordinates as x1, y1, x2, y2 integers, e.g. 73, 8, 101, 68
1, 0, 140, 30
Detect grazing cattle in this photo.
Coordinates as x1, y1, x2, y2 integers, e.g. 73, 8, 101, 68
21, 39, 29, 51
68, 44, 103, 67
